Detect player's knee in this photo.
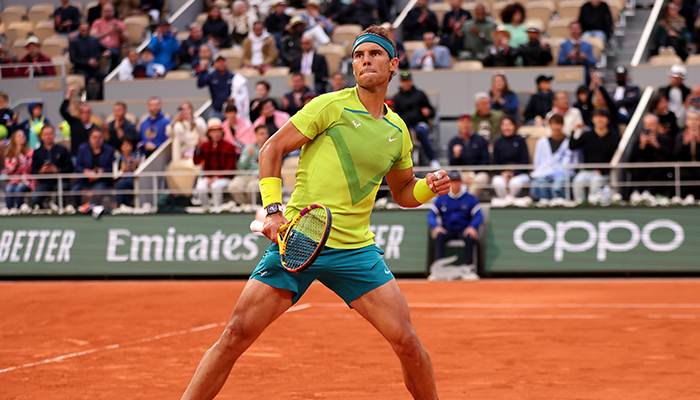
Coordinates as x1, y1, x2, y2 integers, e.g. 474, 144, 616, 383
392, 330, 423, 360
218, 322, 249, 350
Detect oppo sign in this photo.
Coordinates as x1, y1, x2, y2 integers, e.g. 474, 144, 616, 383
513, 219, 685, 261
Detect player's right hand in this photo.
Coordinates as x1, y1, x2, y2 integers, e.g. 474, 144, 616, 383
263, 212, 289, 244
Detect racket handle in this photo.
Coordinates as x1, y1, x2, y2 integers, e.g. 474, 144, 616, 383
250, 220, 264, 233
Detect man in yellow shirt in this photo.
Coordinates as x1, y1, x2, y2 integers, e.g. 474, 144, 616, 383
181, 25, 448, 400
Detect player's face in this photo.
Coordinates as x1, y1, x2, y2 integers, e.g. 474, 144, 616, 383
352, 42, 398, 89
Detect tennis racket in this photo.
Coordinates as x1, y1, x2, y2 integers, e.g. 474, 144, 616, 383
250, 204, 332, 273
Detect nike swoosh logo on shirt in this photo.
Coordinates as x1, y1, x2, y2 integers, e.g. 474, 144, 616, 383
388, 137, 397, 142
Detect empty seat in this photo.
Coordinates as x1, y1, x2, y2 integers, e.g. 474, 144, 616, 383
27, 8, 53, 25
264, 66, 291, 77
452, 60, 484, 71
42, 36, 69, 58
331, 24, 363, 56
558, 0, 585, 20
403, 40, 425, 63
164, 70, 193, 80
52, 55, 72, 75
525, 1, 554, 24
11, 39, 29, 60
547, 18, 574, 39
1, 6, 27, 25
316, 43, 345, 76
428, 2, 451, 28
220, 48, 243, 70
5, 21, 33, 45
124, 15, 150, 46
34, 20, 57, 43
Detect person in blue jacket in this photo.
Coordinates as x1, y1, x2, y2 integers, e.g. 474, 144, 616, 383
428, 171, 484, 271
139, 96, 171, 156
149, 20, 180, 72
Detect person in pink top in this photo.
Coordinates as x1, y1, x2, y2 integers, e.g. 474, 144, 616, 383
3, 130, 37, 209
221, 102, 255, 156
90, 3, 126, 71
251, 98, 290, 137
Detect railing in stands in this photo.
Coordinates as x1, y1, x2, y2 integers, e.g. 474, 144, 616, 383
0, 61, 67, 79
3, 162, 700, 211
630, 0, 665, 66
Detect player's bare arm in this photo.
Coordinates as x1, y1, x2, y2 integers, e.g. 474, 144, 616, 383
257, 120, 309, 243
385, 167, 450, 208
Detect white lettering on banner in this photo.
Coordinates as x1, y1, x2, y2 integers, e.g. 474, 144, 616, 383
106, 228, 259, 262
512, 219, 684, 261
369, 225, 405, 259
0, 229, 76, 262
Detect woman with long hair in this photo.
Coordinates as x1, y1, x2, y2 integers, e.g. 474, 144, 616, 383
500, 3, 528, 48
491, 116, 531, 198
653, 2, 688, 60
489, 73, 520, 122
3, 130, 37, 208
648, 91, 679, 138
166, 101, 207, 162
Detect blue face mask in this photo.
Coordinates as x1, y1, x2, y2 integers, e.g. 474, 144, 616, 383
351, 33, 396, 60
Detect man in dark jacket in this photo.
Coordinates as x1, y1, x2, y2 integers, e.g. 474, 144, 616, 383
392, 71, 440, 168
54, 0, 81, 34
197, 54, 234, 119
29, 125, 74, 208
60, 86, 96, 157
578, 0, 613, 42
178, 23, 206, 69
447, 113, 490, 198
265, 0, 291, 43
611, 66, 641, 120
441, 0, 471, 50
345, 0, 378, 28
524, 75, 554, 124
482, 27, 517, 67
660, 64, 691, 119
105, 102, 138, 149
71, 127, 115, 206
69, 22, 108, 99
280, 16, 306, 67
517, 26, 553, 66
290, 36, 329, 95
281, 73, 314, 117
403, 0, 438, 41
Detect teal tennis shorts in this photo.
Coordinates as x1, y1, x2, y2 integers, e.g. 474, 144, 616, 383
250, 243, 395, 306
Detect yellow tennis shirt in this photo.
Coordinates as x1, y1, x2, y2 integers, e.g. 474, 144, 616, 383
287, 87, 413, 249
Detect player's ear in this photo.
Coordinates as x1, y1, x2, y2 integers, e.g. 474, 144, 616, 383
389, 57, 399, 73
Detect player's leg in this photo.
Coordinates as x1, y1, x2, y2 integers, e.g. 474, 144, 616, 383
350, 280, 438, 400
181, 279, 294, 400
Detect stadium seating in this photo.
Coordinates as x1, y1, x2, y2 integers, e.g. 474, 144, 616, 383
27, 5, 54, 25
5, 21, 33, 46
317, 43, 345, 76
403, 40, 425, 63
11, 38, 29, 60
547, 18, 574, 40
685, 55, 700, 66
164, 70, 193, 80
66, 74, 87, 90
0, 6, 27, 25
331, 24, 363, 56
34, 20, 58, 43
525, 1, 554, 23
557, 0, 584, 20
220, 48, 243, 70
52, 55, 72, 75
428, 2, 451, 27
452, 60, 483, 71
42, 36, 69, 58
124, 15, 150, 46
648, 48, 683, 66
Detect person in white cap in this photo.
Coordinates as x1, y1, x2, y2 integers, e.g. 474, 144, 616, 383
16, 37, 56, 77
660, 64, 690, 120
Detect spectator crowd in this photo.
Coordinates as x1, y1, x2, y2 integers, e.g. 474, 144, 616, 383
2, 0, 700, 211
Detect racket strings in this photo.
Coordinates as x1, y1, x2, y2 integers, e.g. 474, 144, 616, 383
284, 209, 328, 269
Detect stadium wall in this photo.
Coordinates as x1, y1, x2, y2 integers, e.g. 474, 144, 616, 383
0, 210, 431, 278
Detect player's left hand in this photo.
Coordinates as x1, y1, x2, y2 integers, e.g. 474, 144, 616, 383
427, 170, 449, 195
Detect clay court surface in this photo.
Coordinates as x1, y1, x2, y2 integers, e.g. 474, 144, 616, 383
1, 278, 699, 399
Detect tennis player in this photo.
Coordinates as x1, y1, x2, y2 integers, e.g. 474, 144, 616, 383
181, 25, 449, 400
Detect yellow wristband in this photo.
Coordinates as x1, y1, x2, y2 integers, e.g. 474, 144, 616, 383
413, 178, 437, 204
259, 177, 282, 207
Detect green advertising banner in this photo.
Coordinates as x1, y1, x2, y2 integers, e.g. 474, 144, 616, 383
0, 210, 430, 277
485, 207, 700, 274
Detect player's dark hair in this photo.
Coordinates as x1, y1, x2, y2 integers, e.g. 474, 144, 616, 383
256, 80, 271, 91
356, 25, 398, 80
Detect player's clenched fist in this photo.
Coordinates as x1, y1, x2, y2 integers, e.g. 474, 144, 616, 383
428, 170, 450, 195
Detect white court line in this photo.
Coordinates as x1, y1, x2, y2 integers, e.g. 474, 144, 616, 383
310, 302, 700, 309
0, 302, 312, 375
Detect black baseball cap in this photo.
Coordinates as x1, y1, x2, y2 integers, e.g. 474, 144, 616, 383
448, 171, 462, 181
400, 71, 412, 81
536, 75, 553, 84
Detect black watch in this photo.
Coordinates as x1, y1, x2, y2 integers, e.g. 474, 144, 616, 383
265, 203, 281, 216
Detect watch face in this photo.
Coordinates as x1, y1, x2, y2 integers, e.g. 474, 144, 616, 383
266, 204, 280, 214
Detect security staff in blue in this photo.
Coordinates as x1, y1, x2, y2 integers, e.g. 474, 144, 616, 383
428, 171, 483, 269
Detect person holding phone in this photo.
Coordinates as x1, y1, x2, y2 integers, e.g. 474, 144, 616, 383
630, 114, 675, 196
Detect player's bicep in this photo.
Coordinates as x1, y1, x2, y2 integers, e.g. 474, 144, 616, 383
265, 119, 311, 155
